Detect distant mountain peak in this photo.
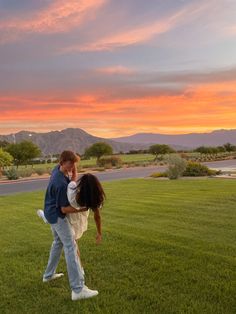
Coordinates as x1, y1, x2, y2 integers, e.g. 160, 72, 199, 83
111, 129, 236, 147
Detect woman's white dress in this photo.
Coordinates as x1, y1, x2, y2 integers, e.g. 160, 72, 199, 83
67, 181, 89, 240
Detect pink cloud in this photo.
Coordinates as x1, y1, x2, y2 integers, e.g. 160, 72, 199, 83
0, 0, 107, 44
96, 66, 136, 75
223, 25, 236, 36
61, 1, 214, 52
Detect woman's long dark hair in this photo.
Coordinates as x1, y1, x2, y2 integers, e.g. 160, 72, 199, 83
75, 173, 105, 211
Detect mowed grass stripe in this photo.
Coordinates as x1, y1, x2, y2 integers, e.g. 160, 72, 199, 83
0, 178, 235, 314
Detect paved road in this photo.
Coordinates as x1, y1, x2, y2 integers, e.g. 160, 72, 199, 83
203, 159, 236, 169
0, 165, 165, 195
1, 159, 236, 195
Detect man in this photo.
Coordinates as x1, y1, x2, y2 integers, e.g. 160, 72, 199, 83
43, 150, 98, 301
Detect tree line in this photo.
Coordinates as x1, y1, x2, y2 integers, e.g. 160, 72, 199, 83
0, 139, 236, 175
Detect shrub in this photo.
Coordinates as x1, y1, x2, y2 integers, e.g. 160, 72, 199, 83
46, 167, 52, 175
97, 156, 122, 167
1, 169, 9, 176
127, 163, 136, 168
34, 168, 47, 176
17, 169, 33, 178
93, 167, 105, 172
180, 153, 188, 159
150, 172, 168, 178
209, 169, 222, 176
104, 163, 112, 169
183, 162, 218, 177
6, 168, 19, 180
165, 154, 187, 179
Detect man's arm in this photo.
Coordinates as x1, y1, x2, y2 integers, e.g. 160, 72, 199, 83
61, 205, 88, 214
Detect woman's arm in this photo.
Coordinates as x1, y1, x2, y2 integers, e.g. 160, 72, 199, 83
67, 181, 78, 207
94, 208, 102, 244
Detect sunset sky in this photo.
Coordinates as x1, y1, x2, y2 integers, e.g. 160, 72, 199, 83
0, 0, 236, 137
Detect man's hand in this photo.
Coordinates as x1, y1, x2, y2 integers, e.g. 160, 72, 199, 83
77, 206, 88, 212
96, 233, 102, 245
71, 163, 78, 181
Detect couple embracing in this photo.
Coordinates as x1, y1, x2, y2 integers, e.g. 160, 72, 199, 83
37, 150, 105, 301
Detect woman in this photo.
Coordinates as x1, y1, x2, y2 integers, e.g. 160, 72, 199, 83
66, 172, 105, 272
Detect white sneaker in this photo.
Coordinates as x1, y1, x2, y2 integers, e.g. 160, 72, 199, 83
37, 209, 48, 224
43, 273, 64, 282
72, 287, 99, 301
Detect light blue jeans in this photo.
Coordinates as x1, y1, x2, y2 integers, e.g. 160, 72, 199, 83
43, 216, 84, 293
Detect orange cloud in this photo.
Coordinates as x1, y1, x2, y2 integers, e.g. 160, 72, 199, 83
0, 0, 107, 44
1, 79, 236, 137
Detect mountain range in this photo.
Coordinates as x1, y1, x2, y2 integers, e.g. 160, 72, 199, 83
0, 128, 235, 155
0, 128, 146, 155
111, 129, 236, 148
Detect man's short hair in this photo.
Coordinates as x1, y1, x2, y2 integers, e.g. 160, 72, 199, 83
59, 150, 79, 164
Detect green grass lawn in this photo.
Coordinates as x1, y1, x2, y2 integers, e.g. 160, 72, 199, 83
0, 179, 235, 313
16, 154, 155, 171
118, 153, 154, 163
9, 152, 236, 174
